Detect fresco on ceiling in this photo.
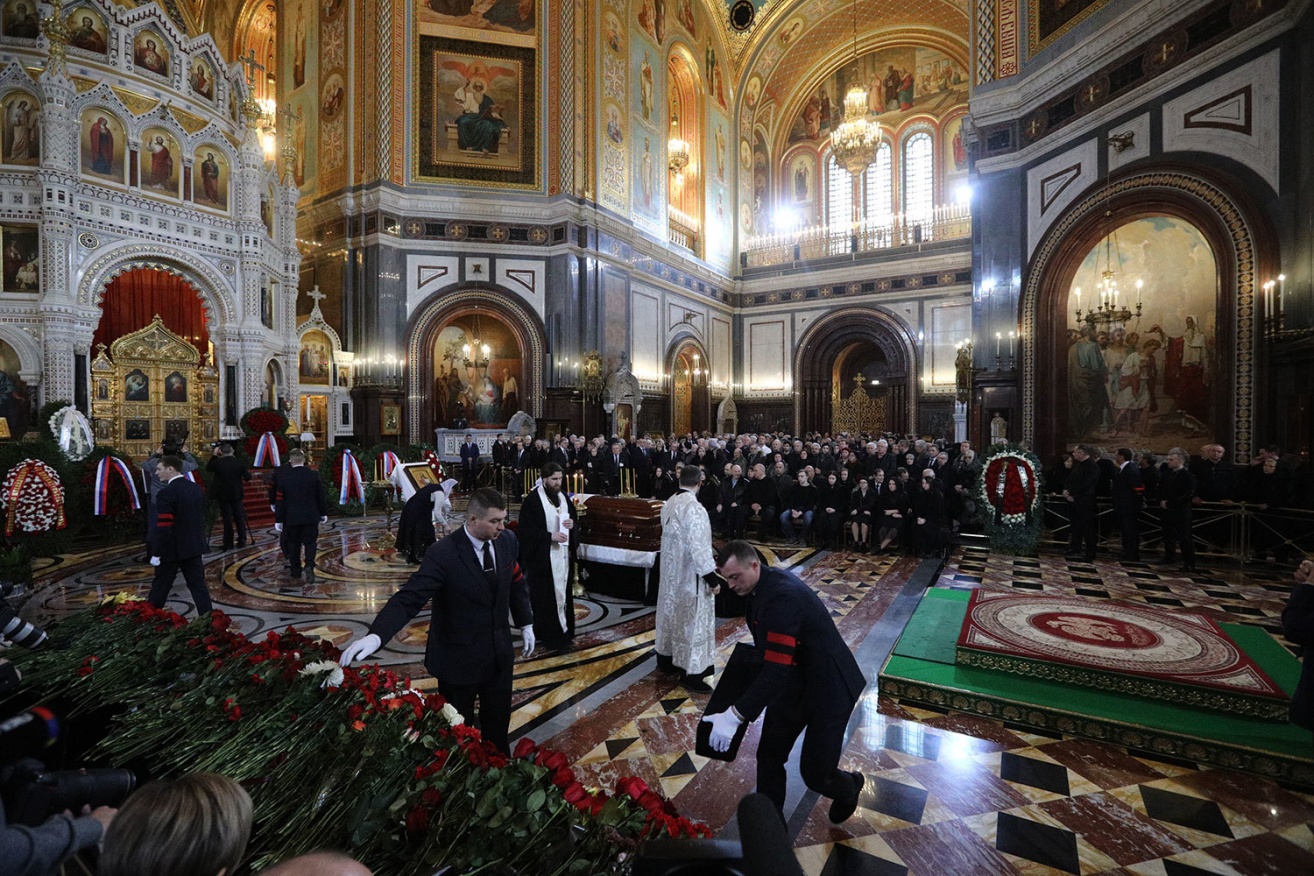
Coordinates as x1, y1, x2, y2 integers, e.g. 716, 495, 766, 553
634, 0, 666, 44
1030, 0, 1112, 55
635, 49, 656, 124
1061, 216, 1219, 451
750, 133, 769, 231
632, 129, 659, 219
419, 0, 537, 38
786, 46, 967, 144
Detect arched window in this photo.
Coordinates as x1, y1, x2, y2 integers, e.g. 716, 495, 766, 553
826, 153, 854, 252
863, 142, 893, 226
902, 131, 934, 225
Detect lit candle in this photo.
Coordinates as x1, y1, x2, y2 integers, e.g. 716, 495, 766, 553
1136, 279, 1143, 305
995, 332, 1002, 357
1278, 273, 1286, 316
1009, 331, 1016, 358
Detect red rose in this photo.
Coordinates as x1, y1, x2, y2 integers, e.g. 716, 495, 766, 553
512, 738, 538, 760
550, 766, 574, 788
616, 776, 649, 799
405, 806, 430, 834
562, 781, 589, 806
421, 788, 442, 806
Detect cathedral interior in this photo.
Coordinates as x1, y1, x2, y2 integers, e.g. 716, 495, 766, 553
4, 0, 1314, 872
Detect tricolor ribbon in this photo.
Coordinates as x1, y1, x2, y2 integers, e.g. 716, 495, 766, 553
253, 432, 281, 468
339, 449, 365, 505
93, 456, 141, 515
378, 450, 402, 480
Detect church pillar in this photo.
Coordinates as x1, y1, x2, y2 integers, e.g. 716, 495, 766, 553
972, 167, 1025, 447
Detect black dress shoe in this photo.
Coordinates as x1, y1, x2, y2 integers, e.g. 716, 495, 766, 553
304, 567, 317, 585
828, 772, 865, 823
681, 674, 713, 693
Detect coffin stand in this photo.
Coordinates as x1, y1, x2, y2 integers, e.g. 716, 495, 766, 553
576, 496, 663, 604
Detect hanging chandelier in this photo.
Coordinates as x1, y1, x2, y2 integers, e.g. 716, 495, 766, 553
829, 0, 880, 177
462, 308, 491, 369
667, 118, 690, 177
1073, 187, 1142, 331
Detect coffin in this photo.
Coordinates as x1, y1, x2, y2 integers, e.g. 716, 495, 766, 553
578, 496, 663, 552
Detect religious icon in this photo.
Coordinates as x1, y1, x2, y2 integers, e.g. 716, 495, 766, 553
141, 127, 180, 197
133, 30, 170, 77
744, 75, 761, 109
164, 371, 187, 403
165, 419, 189, 442
1, 224, 39, 292
299, 330, 332, 385
96, 378, 109, 401
189, 58, 215, 101
125, 418, 150, 440
1, 0, 40, 39
605, 102, 624, 146
2, 91, 40, 165
381, 404, 401, 436
67, 7, 108, 53
320, 72, 346, 121
194, 145, 228, 210
604, 10, 623, 55
81, 110, 124, 182
639, 53, 653, 121
203, 384, 215, 404
124, 369, 149, 402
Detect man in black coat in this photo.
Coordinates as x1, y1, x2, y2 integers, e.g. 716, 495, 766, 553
1063, 444, 1100, 561
274, 449, 328, 582
206, 442, 251, 550
1281, 558, 1314, 733
339, 488, 534, 754
744, 462, 779, 540
704, 541, 868, 822
459, 434, 480, 492
147, 455, 213, 614
1159, 447, 1197, 572
517, 463, 577, 652
717, 464, 749, 538
602, 439, 630, 496
1111, 447, 1143, 561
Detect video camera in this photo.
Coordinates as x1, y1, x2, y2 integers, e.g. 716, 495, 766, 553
1, 578, 46, 655
0, 707, 136, 826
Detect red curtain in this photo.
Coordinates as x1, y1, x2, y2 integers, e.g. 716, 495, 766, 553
92, 269, 210, 355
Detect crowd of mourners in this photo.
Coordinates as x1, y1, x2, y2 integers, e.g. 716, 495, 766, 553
474, 430, 983, 558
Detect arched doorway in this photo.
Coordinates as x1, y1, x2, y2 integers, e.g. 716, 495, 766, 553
1023, 168, 1273, 462
668, 338, 710, 435
794, 309, 916, 434
406, 287, 546, 444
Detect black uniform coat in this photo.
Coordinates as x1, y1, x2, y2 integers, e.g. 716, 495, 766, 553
206, 454, 251, 502
1282, 581, 1314, 730
273, 464, 329, 525
516, 486, 578, 645
1111, 461, 1144, 515
370, 527, 533, 686
736, 566, 866, 722
149, 476, 209, 561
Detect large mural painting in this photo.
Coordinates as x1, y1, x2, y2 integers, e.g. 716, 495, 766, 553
431, 314, 523, 428
785, 46, 967, 145
1029, 0, 1113, 56
1062, 216, 1220, 452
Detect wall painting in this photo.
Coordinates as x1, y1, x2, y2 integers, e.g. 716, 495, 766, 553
0, 223, 38, 292
0, 0, 39, 38
193, 144, 230, 211
133, 29, 170, 77
1062, 216, 1220, 452
299, 329, 333, 385
432, 314, 523, 428
189, 57, 215, 101
81, 110, 125, 183
2, 90, 39, 165
65, 6, 108, 54
140, 126, 180, 198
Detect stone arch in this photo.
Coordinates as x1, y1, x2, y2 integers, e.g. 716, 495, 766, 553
793, 307, 918, 433
77, 241, 239, 335
1021, 166, 1274, 462
0, 323, 43, 383
666, 331, 710, 435
405, 285, 547, 444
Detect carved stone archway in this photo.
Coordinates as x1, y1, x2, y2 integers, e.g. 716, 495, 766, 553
1022, 166, 1275, 463
666, 334, 710, 435
405, 285, 546, 444
793, 307, 917, 434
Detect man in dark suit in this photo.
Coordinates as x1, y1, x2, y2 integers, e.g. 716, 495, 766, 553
603, 439, 629, 496
459, 434, 480, 492
704, 541, 867, 822
630, 438, 654, 498
147, 455, 213, 614
206, 442, 251, 550
339, 488, 535, 753
1159, 447, 1197, 572
491, 433, 508, 470
717, 463, 749, 537
274, 449, 328, 583
1063, 444, 1100, 561
1111, 447, 1144, 561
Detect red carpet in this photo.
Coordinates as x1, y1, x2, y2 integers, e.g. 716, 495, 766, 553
955, 590, 1289, 719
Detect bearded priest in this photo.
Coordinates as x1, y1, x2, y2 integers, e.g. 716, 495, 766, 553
517, 462, 578, 652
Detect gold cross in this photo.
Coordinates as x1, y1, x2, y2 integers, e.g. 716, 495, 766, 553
239, 49, 265, 87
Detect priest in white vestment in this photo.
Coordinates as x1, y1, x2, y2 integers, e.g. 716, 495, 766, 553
656, 465, 721, 692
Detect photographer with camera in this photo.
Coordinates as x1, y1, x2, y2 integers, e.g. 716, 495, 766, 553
1, 708, 123, 876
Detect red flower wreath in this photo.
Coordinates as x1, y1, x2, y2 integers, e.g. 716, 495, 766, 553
983, 454, 1038, 524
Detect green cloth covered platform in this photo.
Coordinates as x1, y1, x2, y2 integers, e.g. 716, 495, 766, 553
879, 588, 1314, 789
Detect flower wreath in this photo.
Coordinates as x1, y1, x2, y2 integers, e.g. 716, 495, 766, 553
977, 447, 1043, 526
49, 405, 95, 462
1, 458, 67, 536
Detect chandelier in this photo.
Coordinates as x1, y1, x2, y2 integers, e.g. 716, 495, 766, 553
1073, 188, 1143, 331
667, 118, 690, 177
462, 309, 491, 369
829, 0, 880, 178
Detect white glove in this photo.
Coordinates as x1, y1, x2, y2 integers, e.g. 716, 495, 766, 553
701, 709, 743, 753
274, 523, 283, 533
149, 556, 161, 567
521, 625, 536, 657
319, 516, 328, 524
270, 505, 276, 513
338, 633, 381, 665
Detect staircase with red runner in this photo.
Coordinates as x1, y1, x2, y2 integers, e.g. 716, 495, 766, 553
243, 471, 276, 528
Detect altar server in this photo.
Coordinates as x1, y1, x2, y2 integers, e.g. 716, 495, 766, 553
655, 465, 721, 692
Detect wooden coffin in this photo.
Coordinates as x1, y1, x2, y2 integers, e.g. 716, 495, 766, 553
578, 496, 664, 552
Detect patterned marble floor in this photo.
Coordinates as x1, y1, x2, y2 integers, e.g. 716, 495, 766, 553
16, 517, 1314, 876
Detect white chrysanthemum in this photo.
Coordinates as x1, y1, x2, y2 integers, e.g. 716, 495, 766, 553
299, 660, 344, 688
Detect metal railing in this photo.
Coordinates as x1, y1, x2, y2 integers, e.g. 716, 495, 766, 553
742, 204, 971, 268
1040, 497, 1314, 563
668, 208, 699, 254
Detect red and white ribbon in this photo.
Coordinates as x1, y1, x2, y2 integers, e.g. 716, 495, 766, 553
93, 456, 141, 515
339, 449, 365, 505
253, 432, 281, 468
378, 450, 401, 480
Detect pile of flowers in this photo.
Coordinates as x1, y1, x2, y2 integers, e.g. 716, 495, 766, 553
976, 443, 1044, 554
5, 598, 707, 874
240, 406, 291, 460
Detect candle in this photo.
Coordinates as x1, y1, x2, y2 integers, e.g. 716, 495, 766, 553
1009, 331, 1016, 358
995, 332, 1002, 357
1278, 273, 1286, 316
1136, 279, 1143, 305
